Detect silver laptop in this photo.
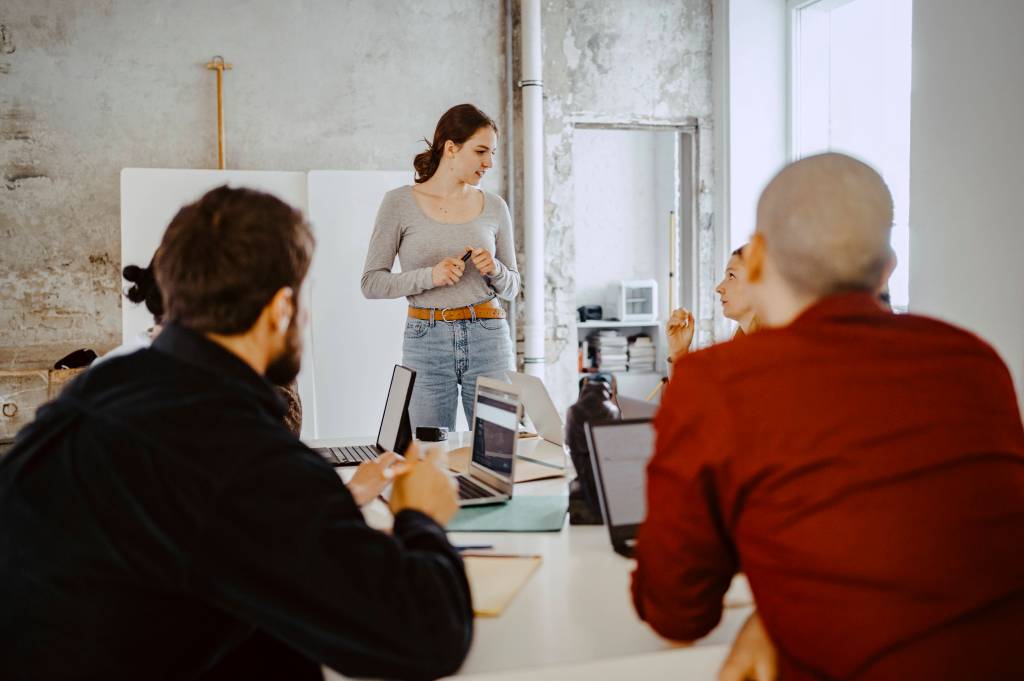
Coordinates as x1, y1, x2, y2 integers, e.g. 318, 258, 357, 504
584, 418, 655, 557
314, 365, 415, 467
504, 371, 564, 447
454, 376, 521, 506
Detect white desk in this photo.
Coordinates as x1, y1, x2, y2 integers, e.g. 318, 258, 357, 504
434, 645, 732, 681
311, 434, 753, 680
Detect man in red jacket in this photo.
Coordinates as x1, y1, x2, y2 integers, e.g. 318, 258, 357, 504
632, 153, 1024, 680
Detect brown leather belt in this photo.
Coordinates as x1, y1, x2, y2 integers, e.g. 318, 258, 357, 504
408, 299, 506, 322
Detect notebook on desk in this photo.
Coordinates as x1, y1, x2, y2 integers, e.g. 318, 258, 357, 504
463, 554, 542, 617
584, 418, 655, 557
313, 365, 415, 467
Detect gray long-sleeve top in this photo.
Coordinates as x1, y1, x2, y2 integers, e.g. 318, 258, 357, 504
361, 186, 520, 308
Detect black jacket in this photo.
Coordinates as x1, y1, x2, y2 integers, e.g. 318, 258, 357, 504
0, 324, 472, 680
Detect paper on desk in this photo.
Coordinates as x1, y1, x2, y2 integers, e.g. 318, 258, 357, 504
464, 554, 542, 617
448, 446, 565, 483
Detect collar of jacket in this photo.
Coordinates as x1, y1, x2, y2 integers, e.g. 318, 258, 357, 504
152, 323, 286, 419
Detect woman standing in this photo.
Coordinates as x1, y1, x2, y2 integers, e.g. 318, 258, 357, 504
361, 104, 519, 431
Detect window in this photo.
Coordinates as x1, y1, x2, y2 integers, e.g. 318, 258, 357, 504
790, 0, 913, 309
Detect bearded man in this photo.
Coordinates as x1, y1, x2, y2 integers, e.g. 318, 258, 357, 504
0, 186, 470, 681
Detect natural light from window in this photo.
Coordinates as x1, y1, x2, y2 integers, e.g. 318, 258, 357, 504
791, 0, 913, 309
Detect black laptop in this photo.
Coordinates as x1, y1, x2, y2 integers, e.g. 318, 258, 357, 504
583, 418, 655, 557
315, 365, 415, 467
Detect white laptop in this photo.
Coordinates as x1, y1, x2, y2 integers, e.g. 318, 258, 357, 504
504, 371, 565, 446
454, 377, 522, 506
503, 371, 567, 473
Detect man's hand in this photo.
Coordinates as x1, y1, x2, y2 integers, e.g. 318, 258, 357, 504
388, 442, 459, 526
465, 247, 497, 277
347, 452, 409, 507
666, 307, 695, 361
718, 611, 778, 681
432, 256, 465, 287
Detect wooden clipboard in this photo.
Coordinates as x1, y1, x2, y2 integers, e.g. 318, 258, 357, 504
447, 446, 565, 483
463, 554, 542, 617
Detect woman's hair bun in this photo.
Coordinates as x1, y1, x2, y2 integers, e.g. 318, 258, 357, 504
122, 262, 164, 320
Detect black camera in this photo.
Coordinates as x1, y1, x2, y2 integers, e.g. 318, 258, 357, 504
415, 426, 449, 442
576, 305, 602, 322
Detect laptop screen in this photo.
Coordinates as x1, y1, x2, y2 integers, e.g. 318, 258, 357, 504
471, 384, 519, 477
376, 365, 413, 452
588, 420, 655, 526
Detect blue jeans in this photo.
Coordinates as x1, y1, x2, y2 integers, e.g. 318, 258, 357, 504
402, 315, 515, 432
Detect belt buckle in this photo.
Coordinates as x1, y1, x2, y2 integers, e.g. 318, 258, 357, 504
440, 307, 453, 322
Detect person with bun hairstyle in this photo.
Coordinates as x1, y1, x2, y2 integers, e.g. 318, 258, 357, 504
92, 256, 166, 366
362, 103, 520, 431
98, 251, 307, 436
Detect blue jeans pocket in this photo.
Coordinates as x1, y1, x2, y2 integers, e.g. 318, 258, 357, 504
477, 317, 508, 331
404, 320, 429, 339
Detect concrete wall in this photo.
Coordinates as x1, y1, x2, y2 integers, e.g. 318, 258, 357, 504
0, 0, 507, 368
1, 0, 716, 417
909, 0, 1024, 409
520, 0, 715, 411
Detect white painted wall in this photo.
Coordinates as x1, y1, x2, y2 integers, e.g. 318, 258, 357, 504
909, 1, 1024, 409
726, 0, 789, 254
572, 128, 676, 322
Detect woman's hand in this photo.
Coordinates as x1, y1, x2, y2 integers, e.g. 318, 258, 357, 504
431, 256, 465, 287
347, 452, 410, 507
465, 247, 497, 277
666, 308, 695, 361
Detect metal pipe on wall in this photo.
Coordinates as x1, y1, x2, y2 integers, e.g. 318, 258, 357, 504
504, 0, 517, 351
520, 0, 545, 380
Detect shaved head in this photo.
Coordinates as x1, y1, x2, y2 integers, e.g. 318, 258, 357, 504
756, 153, 894, 297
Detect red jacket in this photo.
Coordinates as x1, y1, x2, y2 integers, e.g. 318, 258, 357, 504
632, 293, 1024, 680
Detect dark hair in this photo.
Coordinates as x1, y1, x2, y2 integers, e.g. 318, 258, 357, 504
413, 103, 498, 183
122, 257, 164, 323
154, 186, 315, 335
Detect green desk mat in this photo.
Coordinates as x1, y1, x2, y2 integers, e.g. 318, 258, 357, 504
447, 495, 568, 532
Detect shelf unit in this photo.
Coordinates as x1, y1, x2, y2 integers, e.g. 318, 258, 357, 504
577, 319, 666, 401
577, 319, 661, 329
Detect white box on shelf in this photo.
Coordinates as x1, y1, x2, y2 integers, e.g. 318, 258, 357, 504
609, 279, 658, 323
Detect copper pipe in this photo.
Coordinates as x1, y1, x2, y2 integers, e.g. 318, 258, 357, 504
204, 56, 232, 169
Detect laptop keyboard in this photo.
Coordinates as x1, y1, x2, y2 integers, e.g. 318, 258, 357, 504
316, 445, 380, 466
457, 475, 495, 500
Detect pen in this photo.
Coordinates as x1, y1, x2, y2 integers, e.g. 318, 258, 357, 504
461, 250, 473, 262
454, 544, 494, 552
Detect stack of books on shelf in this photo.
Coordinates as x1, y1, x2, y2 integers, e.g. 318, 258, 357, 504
627, 334, 656, 373
588, 330, 628, 372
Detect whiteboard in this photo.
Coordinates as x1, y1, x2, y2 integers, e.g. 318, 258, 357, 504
120, 169, 318, 439
306, 171, 412, 439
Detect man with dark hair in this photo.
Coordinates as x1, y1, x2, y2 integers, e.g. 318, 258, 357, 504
633, 154, 1024, 680
0, 186, 472, 680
